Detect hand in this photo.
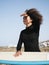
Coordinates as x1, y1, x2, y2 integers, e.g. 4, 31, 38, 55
13, 51, 22, 57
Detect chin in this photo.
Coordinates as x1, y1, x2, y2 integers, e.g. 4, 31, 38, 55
23, 22, 27, 24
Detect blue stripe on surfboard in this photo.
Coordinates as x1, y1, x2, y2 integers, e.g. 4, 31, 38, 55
0, 60, 49, 64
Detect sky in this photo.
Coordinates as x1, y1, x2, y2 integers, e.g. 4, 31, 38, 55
0, 0, 49, 46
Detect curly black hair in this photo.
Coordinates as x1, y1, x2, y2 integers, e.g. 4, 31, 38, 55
25, 8, 43, 24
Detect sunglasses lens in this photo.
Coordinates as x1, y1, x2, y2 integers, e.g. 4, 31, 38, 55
23, 16, 28, 19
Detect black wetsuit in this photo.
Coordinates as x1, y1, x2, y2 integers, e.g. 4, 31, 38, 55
16, 22, 40, 52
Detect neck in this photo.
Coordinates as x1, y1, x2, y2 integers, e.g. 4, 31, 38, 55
26, 23, 32, 27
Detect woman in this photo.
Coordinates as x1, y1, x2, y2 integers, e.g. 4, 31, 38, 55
14, 8, 42, 56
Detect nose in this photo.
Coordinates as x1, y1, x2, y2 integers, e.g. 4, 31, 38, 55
23, 18, 27, 22
23, 17, 26, 21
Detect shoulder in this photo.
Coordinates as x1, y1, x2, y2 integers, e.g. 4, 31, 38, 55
20, 29, 26, 34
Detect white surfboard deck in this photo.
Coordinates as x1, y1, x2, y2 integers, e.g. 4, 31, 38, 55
0, 52, 48, 61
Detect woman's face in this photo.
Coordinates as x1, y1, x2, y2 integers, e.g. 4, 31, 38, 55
23, 15, 32, 25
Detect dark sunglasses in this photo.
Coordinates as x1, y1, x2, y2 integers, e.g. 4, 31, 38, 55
23, 16, 28, 19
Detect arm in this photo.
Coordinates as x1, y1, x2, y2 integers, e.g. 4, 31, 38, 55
33, 21, 40, 33
13, 31, 23, 57
16, 31, 23, 51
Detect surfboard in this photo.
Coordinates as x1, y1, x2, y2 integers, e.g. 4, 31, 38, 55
0, 52, 49, 65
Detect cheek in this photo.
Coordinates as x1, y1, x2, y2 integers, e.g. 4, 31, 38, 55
27, 17, 31, 23
27, 18, 32, 23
